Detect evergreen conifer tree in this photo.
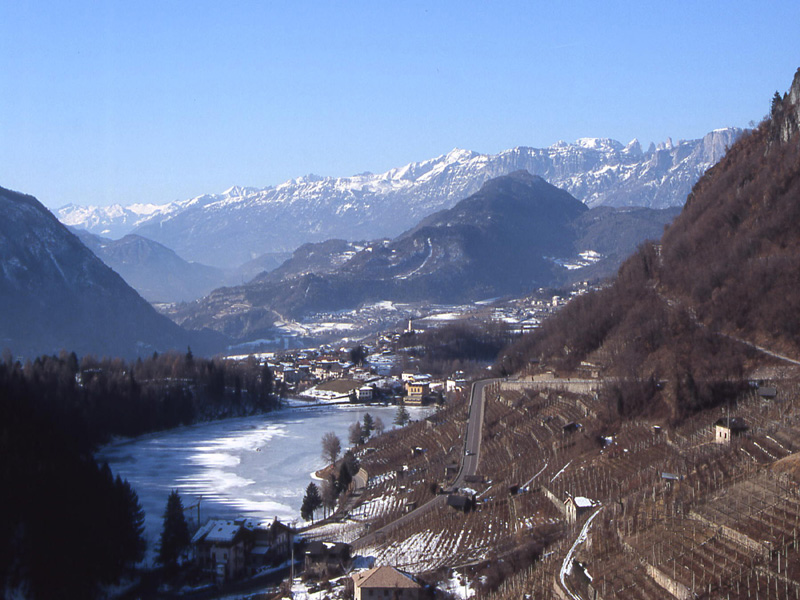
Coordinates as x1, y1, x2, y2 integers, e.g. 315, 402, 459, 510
772, 90, 784, 116
337, 461, 352, 493
349, 345, 367, 366
394, 404, 411, 426
157, 490, 190, 572
116, 475, 146, 568
300, 483, 322, 522
362, 413, 374, 438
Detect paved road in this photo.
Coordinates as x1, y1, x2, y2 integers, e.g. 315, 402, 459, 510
351, 379, 494, 550
655, 287, 800, 367
452, 378, 492, 489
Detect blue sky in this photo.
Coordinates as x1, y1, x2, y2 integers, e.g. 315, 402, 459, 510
2, 1, 799, 209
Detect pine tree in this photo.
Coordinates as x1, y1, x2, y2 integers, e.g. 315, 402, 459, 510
301, 483, 322, 522
342, 449, 359, 477
349, 345, 367, 366
772, 90, 783, 116
157, 490, 190, 572
337, 461, 353, 494
394, 404, 411, 426
116, 475, 146, 568
362, 413, 374, 438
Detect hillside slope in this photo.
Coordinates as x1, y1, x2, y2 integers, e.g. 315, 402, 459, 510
0, 187, 219, 358
499, 69, 800, 418
75, 231, 227, 303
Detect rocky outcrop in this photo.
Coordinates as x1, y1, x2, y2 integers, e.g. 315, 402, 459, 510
772, 68, 800, 145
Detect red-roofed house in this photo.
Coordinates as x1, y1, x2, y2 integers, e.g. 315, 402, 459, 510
352, 566, 421, 600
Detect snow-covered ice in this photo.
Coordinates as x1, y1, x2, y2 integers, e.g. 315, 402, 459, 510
97, 404, 431, 563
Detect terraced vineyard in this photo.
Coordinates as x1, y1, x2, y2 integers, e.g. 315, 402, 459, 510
486, 383, 800, 600
305, 379, 800, 599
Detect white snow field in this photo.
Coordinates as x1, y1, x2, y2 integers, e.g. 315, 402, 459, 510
97, 403, 431, 562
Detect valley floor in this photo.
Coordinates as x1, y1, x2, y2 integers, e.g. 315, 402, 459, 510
306, 378, 800, 600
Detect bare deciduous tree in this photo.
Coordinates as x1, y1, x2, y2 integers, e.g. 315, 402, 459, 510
349, 421, 364, 446
321, 431, 342, 465
321, 477, 338, 517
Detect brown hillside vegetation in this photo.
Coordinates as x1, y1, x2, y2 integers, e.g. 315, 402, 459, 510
499, 68, 800, 421
771, 452, 800, 483
305, 71, 800, 600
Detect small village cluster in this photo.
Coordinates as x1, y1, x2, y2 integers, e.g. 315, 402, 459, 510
188, 514, 426, 599
247, 282, 590, 360
244, 286, 593, 405
246, 334, 468, 406
183, 513, 426, 599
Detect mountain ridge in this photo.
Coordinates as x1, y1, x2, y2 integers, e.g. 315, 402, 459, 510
58, 129, 740, 268
0, 186, 222, 358
497, 68, 800, 419
170, 172, 679, 342
73, 230, 228, 303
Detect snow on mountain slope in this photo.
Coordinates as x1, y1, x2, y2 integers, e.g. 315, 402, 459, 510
57, 201, 181, 238
0, 186, 212, 358
58, 129, 740, 268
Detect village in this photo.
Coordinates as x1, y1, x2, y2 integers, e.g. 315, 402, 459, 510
228, 282, 589, 359
160, 337, 800, 600
228, 320, 474, 407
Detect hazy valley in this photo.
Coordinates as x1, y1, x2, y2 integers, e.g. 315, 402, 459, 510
5, 43, 800, 600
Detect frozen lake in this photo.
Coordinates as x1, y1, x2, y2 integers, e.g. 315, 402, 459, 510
97, 402, 432, 563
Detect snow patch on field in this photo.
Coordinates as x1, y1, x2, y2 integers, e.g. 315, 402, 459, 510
360, 528, 475, 573
443, 570, 476, 599
550, 250, 603, 271
424, 312, 462, 321
305, 519, 367, 544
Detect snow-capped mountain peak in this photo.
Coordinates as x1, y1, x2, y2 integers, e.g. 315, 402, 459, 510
574, 137, 624, 151
623, 138, 642, 156
58, 128, 741, 268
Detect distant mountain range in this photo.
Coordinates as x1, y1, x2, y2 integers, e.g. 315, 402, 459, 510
73, 230, 292, 303
0, 187, 220, 358
58, 129, 739, 269
72, 231, 228, 303
170, 171, 679, 342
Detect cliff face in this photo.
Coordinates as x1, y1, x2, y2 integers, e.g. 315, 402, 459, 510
773, 68, 800, 144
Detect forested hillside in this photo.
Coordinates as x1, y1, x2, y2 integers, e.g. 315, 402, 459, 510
498, 69, 800, 421
0, 186, 222, 358
0, 351, 278, 598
